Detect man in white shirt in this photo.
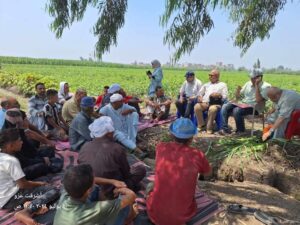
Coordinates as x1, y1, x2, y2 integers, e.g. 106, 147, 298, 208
175, 71, 202, 118
220, 69, 271, 134
194, 69, 228, 134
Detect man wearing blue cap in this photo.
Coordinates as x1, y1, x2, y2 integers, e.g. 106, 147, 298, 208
176, 71, 202, 118
147, 118, 211, 225
220, 68, 271, 134
69, 96, 95, 151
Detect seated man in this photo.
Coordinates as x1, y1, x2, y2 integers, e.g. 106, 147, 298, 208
194, 69, 228, 134
263, 87, 300, 140
43, 89, 69, 141
220, 69, 271, 134
175, 71, 202, 118
99, 94, 139, 152
146, 118, 211, 225
145, 86, 172, 122
95, 85, 109, 109
119, 88, 143, 116
58, 81, 72, 105
100, 83, 121, 109
54, 164, 137, 225
0, 97, 9, 129
0, 128, 60, 225
62, 88, 87, 125
7, 97, 54, 147
28, 82, 47, 130
79, 117, 146, 197
69, 97, 94, 151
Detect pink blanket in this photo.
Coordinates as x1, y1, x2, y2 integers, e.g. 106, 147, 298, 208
138, 115, 176, 132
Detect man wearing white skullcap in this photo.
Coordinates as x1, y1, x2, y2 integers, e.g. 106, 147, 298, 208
79, 116, 146, 197
100, 93, 140, 153
89, 116, 115, 138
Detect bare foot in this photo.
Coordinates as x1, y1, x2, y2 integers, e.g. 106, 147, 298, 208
15, 209, 40, 225
24, 201, 49, 215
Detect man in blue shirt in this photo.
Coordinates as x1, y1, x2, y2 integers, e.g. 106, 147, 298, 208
0, 97, 9, 130
69, 97, 94, 151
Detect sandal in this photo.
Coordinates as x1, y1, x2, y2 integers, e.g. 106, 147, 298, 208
254, 211, 281, 225
227, 204, 256, 215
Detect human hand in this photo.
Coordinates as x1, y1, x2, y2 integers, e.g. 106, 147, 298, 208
262, 131, 271, 142
36, 181, 49, 186
24, 130, 35, 139
111, 180, 127, 188
37, 112, 44, 117
197, 96, 203, 103
22, 120, 30, 129
46, 140, 55, 148
187, 96, 195, 103
154, 104, 161, 109
43, 157, 51, 166
121, 109, 133, 116
113, 187, 133, 196
255, 77, 262, 86
210, 92, 222, 98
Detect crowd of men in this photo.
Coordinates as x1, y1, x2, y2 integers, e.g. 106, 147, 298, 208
0, 67, 299, 225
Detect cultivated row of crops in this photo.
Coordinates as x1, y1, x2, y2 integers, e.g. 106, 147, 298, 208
1, 63, 300, 99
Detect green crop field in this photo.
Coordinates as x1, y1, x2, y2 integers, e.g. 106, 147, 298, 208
1, 57, 300, 99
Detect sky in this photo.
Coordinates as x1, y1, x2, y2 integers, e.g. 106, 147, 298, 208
0, 0, 300, 69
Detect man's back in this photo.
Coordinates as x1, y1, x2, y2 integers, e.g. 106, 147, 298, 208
69, 112, 93, 151
78, 137, 130, 181
276, 90, 300, 117
147, 142, 210, 225
54, 191, 121, 225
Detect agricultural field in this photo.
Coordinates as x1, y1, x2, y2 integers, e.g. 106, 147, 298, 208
1, 63, 300, 99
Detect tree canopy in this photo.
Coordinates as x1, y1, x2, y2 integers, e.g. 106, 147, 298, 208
47, 0, 288, 62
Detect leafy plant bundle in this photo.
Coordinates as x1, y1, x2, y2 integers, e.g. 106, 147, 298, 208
206, 136, 267, 163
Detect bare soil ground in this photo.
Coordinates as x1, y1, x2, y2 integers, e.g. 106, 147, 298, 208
2, 88, 300, 224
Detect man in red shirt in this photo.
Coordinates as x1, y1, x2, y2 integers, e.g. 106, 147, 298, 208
146, 118, 211, 225
95, 86, 109, 109
119, 88, 143, 116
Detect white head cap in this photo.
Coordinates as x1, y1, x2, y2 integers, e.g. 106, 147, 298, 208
89, 116, 115, 138
110, 93, 123, 103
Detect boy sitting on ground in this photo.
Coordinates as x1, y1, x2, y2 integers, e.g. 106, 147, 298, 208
146, 118, 211, 225
54, 164, 137, 225
0, 128, 60, 225
43, 89, 69, 141
3, 109, 63, 180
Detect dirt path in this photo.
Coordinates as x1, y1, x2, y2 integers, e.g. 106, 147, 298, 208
201, 181, 300, 224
